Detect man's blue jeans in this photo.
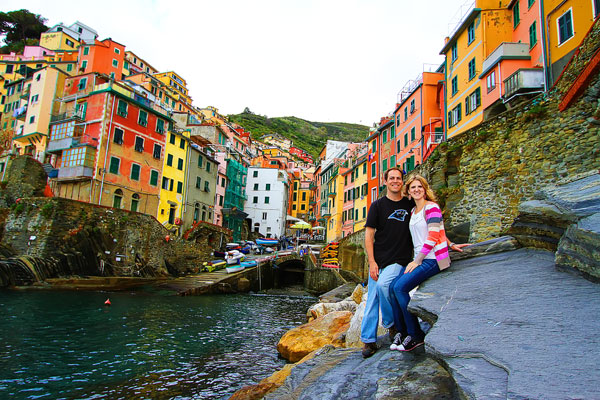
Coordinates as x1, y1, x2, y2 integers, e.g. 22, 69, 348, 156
360, 263, 403, 343
390, 259, 440, 340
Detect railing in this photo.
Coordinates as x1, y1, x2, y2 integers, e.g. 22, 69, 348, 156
50, 109, 85, 124
504, 68, 544, 99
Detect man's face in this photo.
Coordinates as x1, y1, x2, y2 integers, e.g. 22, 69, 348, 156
385, 170, 403, 194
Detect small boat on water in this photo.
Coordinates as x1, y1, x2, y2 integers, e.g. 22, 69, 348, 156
226, 265, 245, 274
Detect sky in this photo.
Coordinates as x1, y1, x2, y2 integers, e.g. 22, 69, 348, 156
5, 0, 473, 126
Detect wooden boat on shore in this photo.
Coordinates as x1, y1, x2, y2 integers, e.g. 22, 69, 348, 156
225, 265, 245, 274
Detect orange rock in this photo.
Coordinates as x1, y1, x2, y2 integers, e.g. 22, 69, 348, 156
277, 310, 352, 362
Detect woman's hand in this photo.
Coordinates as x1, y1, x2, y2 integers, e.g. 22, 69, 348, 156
450, 243, 470, 252
404, 261, 419, 274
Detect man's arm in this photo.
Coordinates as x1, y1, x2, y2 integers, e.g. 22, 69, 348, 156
364, 226, 378, 281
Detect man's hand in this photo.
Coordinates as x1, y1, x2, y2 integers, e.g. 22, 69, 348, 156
404, 261, 419, 274
369, 261, 379, 281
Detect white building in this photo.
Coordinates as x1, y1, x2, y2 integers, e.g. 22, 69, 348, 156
245, 166, 289, 238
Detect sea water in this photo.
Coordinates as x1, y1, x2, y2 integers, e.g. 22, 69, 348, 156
0, 289, 316, 399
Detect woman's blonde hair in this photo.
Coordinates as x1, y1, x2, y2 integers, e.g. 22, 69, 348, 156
403, 174, 437, 201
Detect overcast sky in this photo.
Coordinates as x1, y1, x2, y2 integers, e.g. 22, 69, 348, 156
7, 0, 472, 126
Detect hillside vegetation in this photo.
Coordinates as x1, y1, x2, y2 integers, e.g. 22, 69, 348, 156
228, 110, 370, 157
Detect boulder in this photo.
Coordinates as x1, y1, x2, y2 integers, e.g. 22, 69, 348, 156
555, 212, 600, 282
277, 310, 352, 362
306, 300, 358, 322
449, 236, 520, 261
344, 290, 387, 348
349, 283, 363, 304
318, 282, 357, 303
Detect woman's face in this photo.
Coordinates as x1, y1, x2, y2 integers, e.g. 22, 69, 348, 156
408, 180, 425, 201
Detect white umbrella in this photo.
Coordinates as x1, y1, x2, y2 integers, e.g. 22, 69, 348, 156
286, 215, 304, 222
311, 226, 325, 231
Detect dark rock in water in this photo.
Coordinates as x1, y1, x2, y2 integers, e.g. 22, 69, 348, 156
265, 345, 459, 400
410, 248, 600, 399
318, 282, 357, 303
555, 212, 600, 282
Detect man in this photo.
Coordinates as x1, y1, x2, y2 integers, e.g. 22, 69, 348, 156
361, 167, 415, 358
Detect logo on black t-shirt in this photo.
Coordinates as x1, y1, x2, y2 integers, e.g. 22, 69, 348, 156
388, 209, 409, 222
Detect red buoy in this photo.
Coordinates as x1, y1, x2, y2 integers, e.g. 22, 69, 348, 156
104, 298, 111, 306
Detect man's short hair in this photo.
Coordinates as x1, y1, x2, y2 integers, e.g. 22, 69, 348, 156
384, 167, 404, 181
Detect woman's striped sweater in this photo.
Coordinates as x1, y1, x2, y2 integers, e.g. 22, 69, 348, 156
413, 201, 451, 270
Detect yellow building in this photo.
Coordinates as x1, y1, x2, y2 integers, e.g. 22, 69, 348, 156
543, 0, 599, 84
39, 30, 80, 52
441, 0, 512, 138
158, 129, 191, 231
289, 174, 312, 221
325, 164, 346, 243
353, 158, 368, 232
12, 67, 68, 163
262, 147, 285, 157
153, 71, 194, 114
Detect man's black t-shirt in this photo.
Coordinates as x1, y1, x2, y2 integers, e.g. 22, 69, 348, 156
365, 196, 415, 269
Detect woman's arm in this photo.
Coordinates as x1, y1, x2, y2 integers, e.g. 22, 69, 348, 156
413, 202, 443, 265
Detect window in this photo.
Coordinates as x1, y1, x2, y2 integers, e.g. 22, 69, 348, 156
169, 133, 175, 144
265, 196, 270, 204
130, 163, 141, 180
109, 157, 120, 174
371, 162, 376, 178
206, 163, 211, 173
78, 77, 87, 90
262, 212, 267, 220
156, 119, 165, 134
595, 0, 600, 18
529, 21, 537, 48
153, 144, 161, 159
113, 189, 123, 209
363, 163, 366, 174
253, 170, 258, 178
179, 138, 185, 149
468, 58, 476, 80
486, 71, 496, 93
390, 125, 395, 139
528, 0, 535, 8
266, 183, 271, 191
204, 181, 210, 192
177, 181, 183, 194
196, 177, 202, 188
198, 156, 203, 168
150, 170, 159, 186
221, 177, 226, 187
162, 177, 169, 190
177, 158, 183, 170
404, 133, 408, 147
114, 47, 120, 54
112, 59, 118, 68
138, 110, 148, 126
131, 193, 139, 212
451, 42, 457, 62
117, 100, 127, 117
66, 64, 73, 72
396, 139, 401, 153
451, 76, 458, 95
253, 196, 258, 204
134, 136, 144, 152
465, 88, 481, 115
382, 159, 388, 172
410, 99, 415, 113
167, 154, 173, 166
410, 127, 415, 142
382, 130, 388, 143
404, 107, 408, 121
396, 114, 400, 127
513, 0, 520, 28
390, 155, 396, 168
29, 116, 35, 124
113, 128, 124, 144
66, 39, 74, 47
83, 47, 89, 56
253, 183, 259, 190
558, 9, 573, 45
448, 104, 462, 128
468, 21, 475, 44
5, 65, 13, 73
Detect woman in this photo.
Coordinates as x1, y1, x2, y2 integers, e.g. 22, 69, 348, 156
389, 174, 468, 351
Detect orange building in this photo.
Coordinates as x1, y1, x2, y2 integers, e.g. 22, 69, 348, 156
77, 38, 126, 80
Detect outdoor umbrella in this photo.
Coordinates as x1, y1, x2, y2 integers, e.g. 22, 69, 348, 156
310, 226, 325, 231
290, 222, 312, 229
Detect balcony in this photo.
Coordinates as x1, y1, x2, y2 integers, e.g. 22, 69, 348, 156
321, 207, 331, 217
13, 105, 27, 120
50, 109, 85, 124
55, 165, 94, 181
20, 86, 30, 100
47, 135, 87, 153
504, 68, 544, 99
481, 42, 530, 77
328, 191, 336, 198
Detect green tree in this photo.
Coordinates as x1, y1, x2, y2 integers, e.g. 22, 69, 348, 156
0, 9, 48, 54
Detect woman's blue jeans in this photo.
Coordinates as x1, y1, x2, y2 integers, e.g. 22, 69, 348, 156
360, 263, 403, 343
390, 259, 440, 340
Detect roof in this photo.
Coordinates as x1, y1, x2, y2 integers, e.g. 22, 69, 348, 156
440, 8, 481, 55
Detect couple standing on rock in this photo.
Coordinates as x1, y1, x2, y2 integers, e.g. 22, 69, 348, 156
361, 167, 468, 358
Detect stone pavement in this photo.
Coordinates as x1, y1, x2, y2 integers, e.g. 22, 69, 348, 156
411, 248, 600, 399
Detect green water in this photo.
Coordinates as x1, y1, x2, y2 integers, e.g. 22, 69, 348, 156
0, 289, 316, 399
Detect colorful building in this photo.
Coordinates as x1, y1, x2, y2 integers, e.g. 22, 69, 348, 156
153, 71, 194, 114
77, 38, 126, 80
47, 74, 171, 215
441, 0, 513, 139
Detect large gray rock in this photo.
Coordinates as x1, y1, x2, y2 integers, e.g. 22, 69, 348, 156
410, 248, 600, 399
449, 236, 520, 262
535, 173, 600, 218
555, 212, 600, 282
264, 345, 459, 400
